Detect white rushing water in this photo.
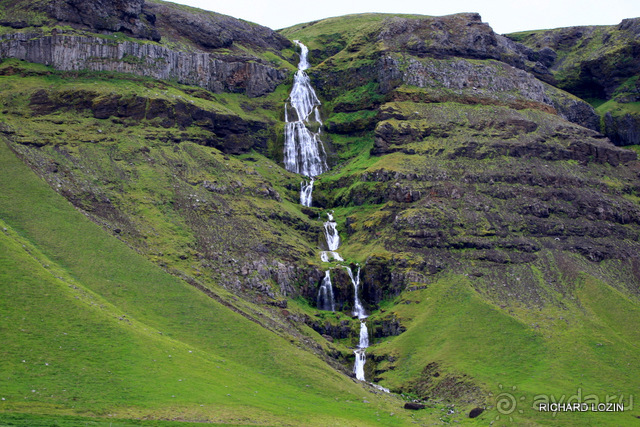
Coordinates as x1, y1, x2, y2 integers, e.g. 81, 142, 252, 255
353, 321, 368, 381
300, 179, 314, 207
284, 40, 328, 179
320, 211, 343, 263
320, 251, 343, 262
347, 266, 369, 381
317, 270, 336, 311
323, 212, 341, 252
346, 266, 367, 319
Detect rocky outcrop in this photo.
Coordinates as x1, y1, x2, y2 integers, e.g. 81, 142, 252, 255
308, 318, 353, 340
47, 0, 160, 41
0, 0, 294, 53
303, 12, 598, 130
403, 362, 485, 404
603, 111, 640, 146
397, 57, 549, 104
543, 83, 600, 131
371, 102, 633, 166
369, 314, 406, 338
0, 0, 159, 40
377, 54, 598, 130
361, 257, 405, 307
377, 13, 551, 76
506, 18, 640, 146
0, 0, 294, 97
509, 19, 640, 99
145, 2, 291, 52
0, 32, 288, 97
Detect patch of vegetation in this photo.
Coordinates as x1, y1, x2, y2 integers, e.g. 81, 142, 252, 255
597, 100, 640, 116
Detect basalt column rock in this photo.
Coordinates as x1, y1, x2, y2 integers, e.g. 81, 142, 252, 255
0, 33, 288, 97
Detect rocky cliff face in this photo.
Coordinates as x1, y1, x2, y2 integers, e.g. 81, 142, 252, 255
0, 0, 158, 40
48, 0, 161, 41
286, 13, 600, 134
509, 18, 640, 98
27, 87, 273, 153
0, 0, 293, 97
0, 32, 288, 97
373, 13, 552, 76
508, 17, 640, 145
145, 1, 291, 52
283, 11, 640, 322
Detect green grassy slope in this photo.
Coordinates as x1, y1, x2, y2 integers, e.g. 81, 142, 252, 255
367, 273, 640, 425
0, 58, 321, 306
0, 139, 416, 425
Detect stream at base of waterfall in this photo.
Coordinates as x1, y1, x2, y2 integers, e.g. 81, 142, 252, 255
284, 41, 386, 390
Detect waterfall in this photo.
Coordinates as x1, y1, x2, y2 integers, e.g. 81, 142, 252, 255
284, 40, 328, 178
300, 179, 314, 207
321, 211, 343, 262
346, 265, 369, 380
323, 212, 340, 251
283, 40, 383, 390
353, 321, 368, 381
317, 270, 335, 311
346, 266, 366, 319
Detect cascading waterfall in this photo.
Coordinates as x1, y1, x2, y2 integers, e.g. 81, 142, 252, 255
316, 270, 335, 311
300, 179, 314, 207
323, 212, 340, 250
284, 39, 383, 389
354, 321, 368, 381
346, 266, 369, 380
321, 212, 343, 262
284, 40, 328, 204
346, 266, 366, 319
283, 41, 336, 311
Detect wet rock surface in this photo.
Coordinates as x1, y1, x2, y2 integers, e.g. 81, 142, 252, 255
603, 111, 640, 146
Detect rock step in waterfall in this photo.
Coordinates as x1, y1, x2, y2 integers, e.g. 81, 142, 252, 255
319, 213, 370, 381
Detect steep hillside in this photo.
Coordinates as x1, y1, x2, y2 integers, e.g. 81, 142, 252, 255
1, 2, 640, 426
0, 103, 418, 425
283, 13, 640, 425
